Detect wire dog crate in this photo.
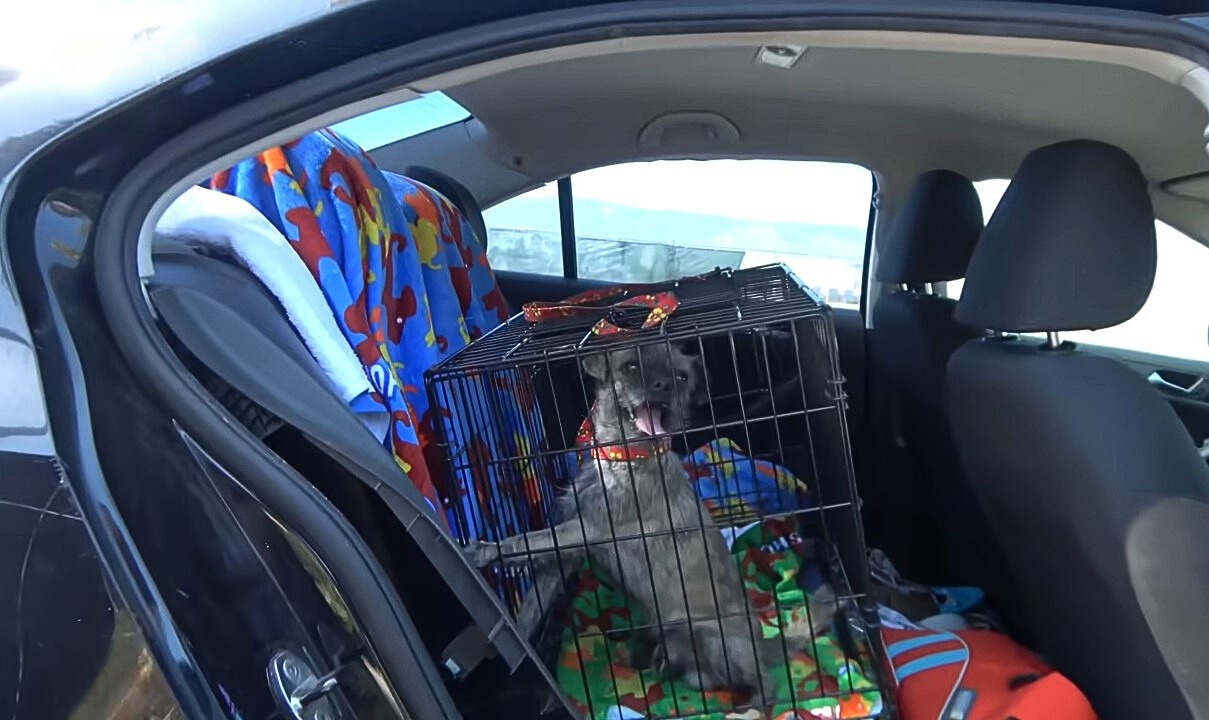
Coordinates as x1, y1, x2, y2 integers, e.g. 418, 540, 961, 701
426, 265, 892, 720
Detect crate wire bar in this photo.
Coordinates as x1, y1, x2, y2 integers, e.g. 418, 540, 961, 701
426, 265, 892, 720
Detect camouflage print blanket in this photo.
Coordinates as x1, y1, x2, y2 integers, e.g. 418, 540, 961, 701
556, 519, 884, 720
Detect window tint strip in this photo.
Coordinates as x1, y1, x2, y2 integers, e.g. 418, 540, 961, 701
557, 177, 577, 279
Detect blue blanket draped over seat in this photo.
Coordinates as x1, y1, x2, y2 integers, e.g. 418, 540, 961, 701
208, 129, 554, 539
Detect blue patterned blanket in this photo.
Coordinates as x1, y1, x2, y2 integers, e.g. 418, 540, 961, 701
208, 129, 546, 538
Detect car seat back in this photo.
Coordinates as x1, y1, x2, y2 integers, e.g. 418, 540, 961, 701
869, 170, 1006, 597
948, 140, 1209, 720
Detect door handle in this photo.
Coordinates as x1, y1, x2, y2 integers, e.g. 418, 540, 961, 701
268, 650, 345, 720
1148, 370, 1206, 396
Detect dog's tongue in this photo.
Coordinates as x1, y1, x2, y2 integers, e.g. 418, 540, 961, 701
634, 403, 667, 436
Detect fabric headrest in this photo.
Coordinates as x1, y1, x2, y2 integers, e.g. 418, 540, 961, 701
402, 165, 488, 250
876, 169, 984, 284
955, 140, 1155, 333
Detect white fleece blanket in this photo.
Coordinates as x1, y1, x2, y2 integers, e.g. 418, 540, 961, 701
155, 185, 388, 439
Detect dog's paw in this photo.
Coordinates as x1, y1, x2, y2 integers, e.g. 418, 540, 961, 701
461, 540, 500, 567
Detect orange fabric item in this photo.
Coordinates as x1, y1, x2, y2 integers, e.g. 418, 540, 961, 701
882, 627, 1097, 720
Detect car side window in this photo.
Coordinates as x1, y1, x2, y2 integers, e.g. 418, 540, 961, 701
484, 160, 874, 308
483, 182, 563, 277
329, 92, 471, 150
954, 179, 1209, 363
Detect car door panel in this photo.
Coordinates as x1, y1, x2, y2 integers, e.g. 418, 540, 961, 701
13, 186, 434, 718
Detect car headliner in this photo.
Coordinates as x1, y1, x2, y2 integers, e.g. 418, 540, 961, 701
359, 29, 1209, 257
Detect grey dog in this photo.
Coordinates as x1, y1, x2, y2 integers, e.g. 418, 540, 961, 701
464, 342, 835, 698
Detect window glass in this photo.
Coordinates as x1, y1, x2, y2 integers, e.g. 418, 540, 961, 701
572, 160, 872, 305
962, 178, 1209, 363
329, 92, 470, 150
482, 160, 874, 307
483, 183, 563, 276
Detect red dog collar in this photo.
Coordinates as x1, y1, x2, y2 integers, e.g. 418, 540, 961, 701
575, 413, 671, 462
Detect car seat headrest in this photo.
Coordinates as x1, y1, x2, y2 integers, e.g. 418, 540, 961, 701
402, 165, 488, 250
876, 169, 984, 285
955, 140, 1156, 333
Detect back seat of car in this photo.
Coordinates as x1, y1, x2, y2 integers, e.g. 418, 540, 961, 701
146, 174, 547, 695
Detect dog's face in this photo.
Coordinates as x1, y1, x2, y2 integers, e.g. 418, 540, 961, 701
583, 343, 701, 438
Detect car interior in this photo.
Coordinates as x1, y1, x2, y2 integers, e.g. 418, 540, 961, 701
143, 27, 1209, 720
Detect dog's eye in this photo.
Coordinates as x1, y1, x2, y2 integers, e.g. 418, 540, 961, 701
675, 372, 688, 382
622, 361, 639, 373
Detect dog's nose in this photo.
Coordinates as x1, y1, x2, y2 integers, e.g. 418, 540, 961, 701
649, 378, 668, 391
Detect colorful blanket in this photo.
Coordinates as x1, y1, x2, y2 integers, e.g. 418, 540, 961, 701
557, 519, 883, 720
541, 441, 880, 718
208, 129, 549, 538
687, 439, 812, 527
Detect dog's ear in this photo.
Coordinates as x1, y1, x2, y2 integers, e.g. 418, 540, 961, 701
581, 352, 609, 381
